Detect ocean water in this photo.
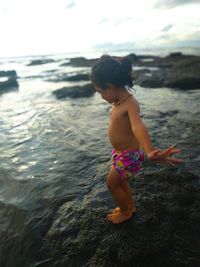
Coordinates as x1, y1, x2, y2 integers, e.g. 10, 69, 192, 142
0, 49, 200, 262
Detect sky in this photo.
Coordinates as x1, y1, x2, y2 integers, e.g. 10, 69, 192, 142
0, 0, 200, 57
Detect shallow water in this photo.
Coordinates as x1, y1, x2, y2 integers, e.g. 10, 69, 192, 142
0, 54, 200, 263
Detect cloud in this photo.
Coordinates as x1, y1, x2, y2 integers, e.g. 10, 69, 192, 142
0, 0, 199, 57
154, 0, 200, 9
98, 17, 133, 27
65, 1, 75, 10
94, 42, 135, 51
161, 24, 174, 32
114, 17, 133, 26
99, 18, 111, 24
151, 26, 200, 47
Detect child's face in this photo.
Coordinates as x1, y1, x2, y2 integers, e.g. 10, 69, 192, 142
95, 85, 116, 104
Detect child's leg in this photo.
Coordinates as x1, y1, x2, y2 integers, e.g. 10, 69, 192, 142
106, 166, 133, 224
112, 181, 136, 214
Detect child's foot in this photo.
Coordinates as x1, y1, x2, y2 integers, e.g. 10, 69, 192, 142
112, 206, 136, 214
107, 210, 133, 224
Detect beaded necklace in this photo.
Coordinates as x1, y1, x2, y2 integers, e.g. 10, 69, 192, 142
113, 93, 132, 106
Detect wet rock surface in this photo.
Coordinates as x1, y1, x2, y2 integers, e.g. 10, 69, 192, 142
53, 83, 95, 99
0, 164, 199, 267
45, 167, 199, 267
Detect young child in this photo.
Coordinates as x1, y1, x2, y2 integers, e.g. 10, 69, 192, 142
91, 55, 183, 224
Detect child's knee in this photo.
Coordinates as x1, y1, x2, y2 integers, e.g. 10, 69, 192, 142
106, 176, 120, 191
106, 179, 113, 190
106, 166, 121, 190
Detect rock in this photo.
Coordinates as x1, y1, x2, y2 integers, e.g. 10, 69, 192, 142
0, 70, 19, 94
49, 73, 89, 83
0, 70, 17, 78
45, 167, 200, 267
165, 75, 200, 90
133, 69, 166, 88
60, 53, 198, 90
60, 57, 96, 67
132, 55, 200, 89
0, 79, 18, 90
168, 52, 183, 58
27, 59, 55, 66
127, 54, 160, 65
64, 73, 89, 82
164, 57, 200, 89
53, 83, 95, 99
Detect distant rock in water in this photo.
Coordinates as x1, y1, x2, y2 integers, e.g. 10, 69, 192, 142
27, 59, 55, 66
60, 57, 96, 67
57, 53, 200, 90
164, 56, 200, 89
49, 73, 89, 83
0, 70, 17, 78
0, 70, 18, 95
63, 73, 89, 82
53, 83, 95, 99
132, 69, 165, 88
131, 54, 200, 90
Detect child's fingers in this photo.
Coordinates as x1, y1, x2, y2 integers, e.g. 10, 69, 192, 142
153, 148, 161, 153
160, 147, 173, 156
154, 150, 162, 156
167, 149, 182, 156
148, 149, 161, 158
167, 157, 184, 165
172, 158, 184, 163
162, 147, 181, 156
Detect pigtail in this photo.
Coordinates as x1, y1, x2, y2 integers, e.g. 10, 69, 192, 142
118, 57, 134, 88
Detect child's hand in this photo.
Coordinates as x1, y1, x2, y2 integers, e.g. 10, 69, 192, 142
147, 146, 184, 165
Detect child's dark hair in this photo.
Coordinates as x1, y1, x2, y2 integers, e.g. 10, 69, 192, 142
91, 55, 133, 89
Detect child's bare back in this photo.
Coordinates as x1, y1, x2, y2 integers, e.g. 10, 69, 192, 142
109, 95, 140, 151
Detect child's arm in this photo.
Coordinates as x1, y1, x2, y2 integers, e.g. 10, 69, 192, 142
127, 100, 183, 165
127, 100, 154, 155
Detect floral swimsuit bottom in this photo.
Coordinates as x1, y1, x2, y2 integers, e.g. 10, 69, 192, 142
112, 148, 145, 181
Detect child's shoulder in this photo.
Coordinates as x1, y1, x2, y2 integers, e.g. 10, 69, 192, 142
126, 94, 140, 113
127, 94, 139, 107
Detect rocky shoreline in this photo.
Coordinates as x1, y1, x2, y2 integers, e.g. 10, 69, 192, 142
1, 52, 200, 97
52, 52, 200, 99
